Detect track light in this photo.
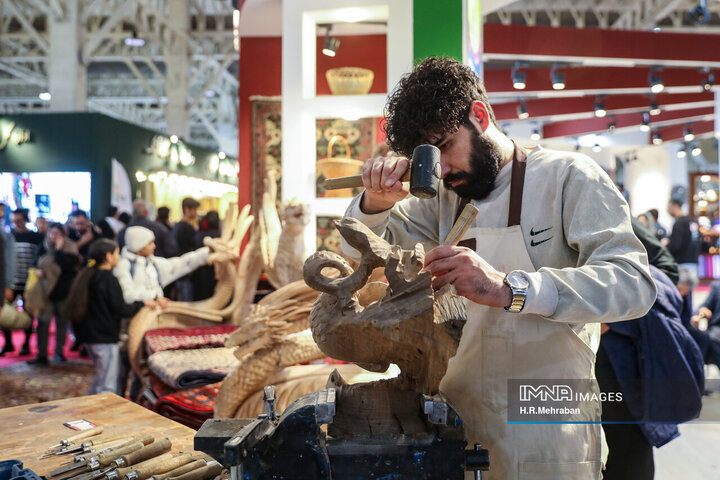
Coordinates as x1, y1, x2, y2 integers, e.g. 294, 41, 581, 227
702, 72, 714, 92
684, 127, 695, 142
322, 25, 340, 57
640, 112, 651, 132
592, 144, 602, 153
512, 63, 526, 90
594, 101, 606, 118
550, 64, 565, 90
516, 100, 529, 119
607, 121, 616, 133
677, 149, 687, 158
530, 129, 541, 141
692, 144, 702, 157
649, 68, 664, 94
652, 130, 663, 145
649, 101, 661, 116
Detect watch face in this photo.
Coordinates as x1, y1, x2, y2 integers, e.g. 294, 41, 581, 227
507, 271, 529, 290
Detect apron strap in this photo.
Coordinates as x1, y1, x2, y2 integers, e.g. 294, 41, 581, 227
507, 141, 528, 227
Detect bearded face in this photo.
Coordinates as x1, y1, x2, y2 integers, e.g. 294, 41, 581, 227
442, 125, 503, 201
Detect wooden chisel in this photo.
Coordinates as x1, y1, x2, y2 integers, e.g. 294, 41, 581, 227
146, 459, 206, 480
51, 440, 146, 478
103, 453, 175, 480
165, 461, 223, 480
48, 427, 105, 451
123, 453, 194, 480
51, 434, 154, 460
58, 435, 155, 466
78, 438, 173, 480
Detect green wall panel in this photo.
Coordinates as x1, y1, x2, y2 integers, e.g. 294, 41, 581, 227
413, 0, 463, 63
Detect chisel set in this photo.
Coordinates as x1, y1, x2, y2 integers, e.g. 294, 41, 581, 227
41, 429, 222, 480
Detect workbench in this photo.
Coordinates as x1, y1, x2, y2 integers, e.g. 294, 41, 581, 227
0, 394, 198, 477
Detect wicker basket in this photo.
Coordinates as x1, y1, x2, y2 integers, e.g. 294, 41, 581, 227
326, 67, 374, 95
317, 135, 364, 197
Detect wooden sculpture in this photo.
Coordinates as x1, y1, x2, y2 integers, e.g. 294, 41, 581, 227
303, 217, 466, 394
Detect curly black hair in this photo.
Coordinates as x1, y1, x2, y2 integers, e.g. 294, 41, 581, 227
384, 57, 497, 157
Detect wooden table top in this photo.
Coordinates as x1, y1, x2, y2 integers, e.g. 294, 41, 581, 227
0, 393, 199, 477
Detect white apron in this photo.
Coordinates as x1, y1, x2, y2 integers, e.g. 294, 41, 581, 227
439, 146, 604, 480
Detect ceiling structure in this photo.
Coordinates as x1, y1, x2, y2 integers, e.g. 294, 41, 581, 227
483, 0, 720, 151
0, 0, 238, 155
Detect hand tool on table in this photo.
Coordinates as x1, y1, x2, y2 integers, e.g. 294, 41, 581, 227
47, 427, 105, 452
57, 435, 155, 466
44, 433, 148, 458
165, 461, 223, 480
50, 439, 149, 478
146, 459, 206, 480
324, 144, 441, 199
70, 438, 173, 480
121, 453, 194, 480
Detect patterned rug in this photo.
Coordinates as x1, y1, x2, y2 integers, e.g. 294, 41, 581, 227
0, 360, 94, 408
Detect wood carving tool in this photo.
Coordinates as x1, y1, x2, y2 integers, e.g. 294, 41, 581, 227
76, 438, 172, 480
50, 440, 147, 478
48, 426, 105, 452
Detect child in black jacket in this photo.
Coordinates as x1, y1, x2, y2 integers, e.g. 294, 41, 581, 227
64, 239, 157, 394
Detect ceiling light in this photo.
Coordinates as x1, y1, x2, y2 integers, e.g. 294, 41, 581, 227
550, 64, 565, 90
649, 101, 661, 116
594, 101, 606, 118
692, 144, 702, 156
684, 127, 695, 142
512, 63, 526, 90
640, 112, 651, 132
124, 30, 145, 47
322, 26, 340, 57
649, 68, 664, 94
702, 175, 712, 182
702, 72, 714, 92
530, 129, 541, 141
677, 149, 687, 158
135, 171, 146, 182
38, 92, 51, 101
592, 144, 602, 153
170, 135, 178, 144
218, 151, 227, 160
652, 130, 663, 145
516, 100, 529, 119
607, 121, 616, 133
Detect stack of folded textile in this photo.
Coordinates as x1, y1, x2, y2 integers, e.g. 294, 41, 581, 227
139, 325, 238, 429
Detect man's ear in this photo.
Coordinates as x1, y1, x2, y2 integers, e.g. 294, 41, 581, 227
471, 101, 491, 133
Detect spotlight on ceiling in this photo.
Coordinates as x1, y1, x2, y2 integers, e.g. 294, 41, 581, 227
649, 101, 662, 116
684, 126, 695, 142
649, 68, 664, 94
516, 100, 529, 120
594, 101, 607, 118
687, 0, 711, 25
512, 63, 526, 90
677, 148, 687, 159
550, 64, 565, 90
592, 144, 602, 153
607, 121, 616, 133
652, 130, 663, 145
640, 112, 651, 132
530, 129, 541, 141
124, 29, 145, 47
322, 25, 340, 57
702, 72, 714, 92
692, 144, 703, 157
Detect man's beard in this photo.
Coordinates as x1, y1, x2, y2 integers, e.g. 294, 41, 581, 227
442, 128, 503, 200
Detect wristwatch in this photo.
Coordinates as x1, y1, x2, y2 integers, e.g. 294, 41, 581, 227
503, 270, 529, 313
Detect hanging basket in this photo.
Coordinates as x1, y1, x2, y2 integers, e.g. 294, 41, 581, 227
317, 135, 364, 197
326, 67, 374, 95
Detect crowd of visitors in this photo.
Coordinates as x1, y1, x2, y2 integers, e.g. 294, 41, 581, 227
0, 198, 223, 397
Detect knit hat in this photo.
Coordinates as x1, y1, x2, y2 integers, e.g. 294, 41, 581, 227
125, 226, 155, 253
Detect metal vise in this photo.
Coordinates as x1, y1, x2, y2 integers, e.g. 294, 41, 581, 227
195, 383, 489, 479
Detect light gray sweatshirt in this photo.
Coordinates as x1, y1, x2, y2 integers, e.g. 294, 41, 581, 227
343, 146, 657, 325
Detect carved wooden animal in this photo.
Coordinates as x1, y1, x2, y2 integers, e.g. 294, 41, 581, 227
259, 169, 311, 289
303, 217, 466, 394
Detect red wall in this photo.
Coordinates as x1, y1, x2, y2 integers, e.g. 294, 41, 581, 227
237, 35, 388, 209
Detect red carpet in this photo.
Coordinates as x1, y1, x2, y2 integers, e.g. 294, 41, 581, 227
0, 319, 89, 368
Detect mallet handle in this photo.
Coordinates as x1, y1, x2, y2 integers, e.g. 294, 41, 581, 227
324, 169, 411, 190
